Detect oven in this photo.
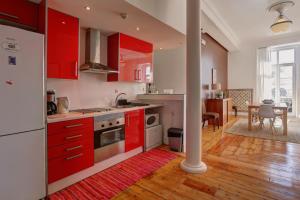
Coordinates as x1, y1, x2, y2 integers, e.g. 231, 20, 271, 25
94, 113, 125, 163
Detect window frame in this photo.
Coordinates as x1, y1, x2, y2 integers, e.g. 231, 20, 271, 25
271, 46, 297, 115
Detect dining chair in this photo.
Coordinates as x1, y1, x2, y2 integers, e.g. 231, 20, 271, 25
246, 101, 258, 123
202, 102, 220, 131
258, 105, 278, 134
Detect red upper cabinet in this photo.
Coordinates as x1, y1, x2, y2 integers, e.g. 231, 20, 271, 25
125, 109, 145, 152
0, 0, 39, 31
107, 33, 153, 83
47, 8, 79, 79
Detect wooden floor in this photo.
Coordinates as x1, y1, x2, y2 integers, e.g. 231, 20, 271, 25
113, 117, 300, 200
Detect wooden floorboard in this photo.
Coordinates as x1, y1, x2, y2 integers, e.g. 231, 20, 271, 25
113, 117, 300, 200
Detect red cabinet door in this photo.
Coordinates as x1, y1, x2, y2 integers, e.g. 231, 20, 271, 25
0, 0, 39, 31
125, 109, 145, 152
47, 8, 79, 79
107, 33, 153, 83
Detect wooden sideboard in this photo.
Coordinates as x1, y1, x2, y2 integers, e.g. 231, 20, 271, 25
206, 98, 232, 126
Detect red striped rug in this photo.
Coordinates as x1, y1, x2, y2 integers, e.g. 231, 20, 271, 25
49, 148, 177, 200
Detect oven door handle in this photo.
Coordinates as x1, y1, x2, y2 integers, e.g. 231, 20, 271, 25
102, 128, 122, 135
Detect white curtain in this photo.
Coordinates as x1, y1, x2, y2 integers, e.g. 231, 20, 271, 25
256, 47, 272, 103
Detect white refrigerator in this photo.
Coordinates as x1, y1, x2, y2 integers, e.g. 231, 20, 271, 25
0, 25, 46, 199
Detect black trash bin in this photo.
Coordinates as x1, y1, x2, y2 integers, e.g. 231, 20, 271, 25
168, 128, 183, 152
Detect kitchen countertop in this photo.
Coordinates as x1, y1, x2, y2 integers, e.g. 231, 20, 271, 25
137, 94, 186, 101
47, 104, 162, 123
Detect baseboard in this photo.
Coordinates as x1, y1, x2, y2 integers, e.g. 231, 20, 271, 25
47, 147, 143, 195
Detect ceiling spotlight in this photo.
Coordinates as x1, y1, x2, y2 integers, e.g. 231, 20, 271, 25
136, 27, 140, 31
159, 47, 163, 50
269, 1, 295, 33
85, 6, 91, 11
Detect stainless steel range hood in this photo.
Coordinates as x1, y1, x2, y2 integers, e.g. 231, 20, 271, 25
80, 28, 118, 74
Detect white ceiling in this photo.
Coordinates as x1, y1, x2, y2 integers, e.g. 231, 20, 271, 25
209, 0, 300, 44
48, 0, 185, 50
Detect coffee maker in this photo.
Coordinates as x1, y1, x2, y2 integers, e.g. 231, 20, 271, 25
47, 90, 57, 115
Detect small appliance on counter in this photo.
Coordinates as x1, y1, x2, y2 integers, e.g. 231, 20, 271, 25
57, 97, 69, 114
47, 90, 57, 115
146, 113, 159, 128
145, 113, 162, 151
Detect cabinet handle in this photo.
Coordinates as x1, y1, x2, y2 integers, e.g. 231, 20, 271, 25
127, 115, 130, 126
138, 70, 142, 80
65, 124, 82, 128
65, 153, 83, 160
65, 134, 82, 140
134, 69, 137, 80
75, 61, 78, 77
65, 145, 83, 152
102, 128, 122, 135
0, 12, 19, 19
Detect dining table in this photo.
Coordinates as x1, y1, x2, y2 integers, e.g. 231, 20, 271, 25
248, 104, 288, 135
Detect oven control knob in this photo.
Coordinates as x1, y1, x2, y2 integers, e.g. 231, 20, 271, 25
109, 123, 112, 126
116, 121, 119, 124
101, 124, 105, 128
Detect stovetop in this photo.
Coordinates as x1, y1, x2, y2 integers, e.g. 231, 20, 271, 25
71, 108, 113, 114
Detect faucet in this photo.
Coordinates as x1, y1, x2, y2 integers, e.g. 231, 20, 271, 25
115, 92, 127, 107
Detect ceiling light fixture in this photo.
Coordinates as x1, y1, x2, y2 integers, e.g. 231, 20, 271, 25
120, 13, 128, 20
159, 47, 163, 50
136, 27, 140, 31
268, 1, 295, 33
85, 6, 91, 11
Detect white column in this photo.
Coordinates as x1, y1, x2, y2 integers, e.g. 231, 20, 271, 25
180, 0, 207, 174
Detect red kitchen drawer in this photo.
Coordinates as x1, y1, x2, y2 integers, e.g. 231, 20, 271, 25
48, 128, 93, 148
48, 138, 93, 160
48, 148, 94, 183
47, 118, 93, 147
48, 118, 93, 135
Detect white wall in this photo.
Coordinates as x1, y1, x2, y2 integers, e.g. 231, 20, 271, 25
126, 0, 238, 51
228, 34, 300, 99
47, 28, 145, 109
126, 0, 186, 35
47, 74, 145, 109
153, 45, 186, 94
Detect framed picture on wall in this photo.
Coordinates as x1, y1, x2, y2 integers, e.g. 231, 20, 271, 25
212, 68, 217, 84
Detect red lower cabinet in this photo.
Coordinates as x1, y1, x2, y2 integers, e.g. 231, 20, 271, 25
47, 118, 94, 184
125, 109, 145, 152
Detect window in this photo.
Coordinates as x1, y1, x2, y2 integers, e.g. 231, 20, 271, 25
270, 47, 295, 113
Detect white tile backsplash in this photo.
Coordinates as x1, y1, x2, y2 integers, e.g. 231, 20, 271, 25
47, 72, 146, 109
